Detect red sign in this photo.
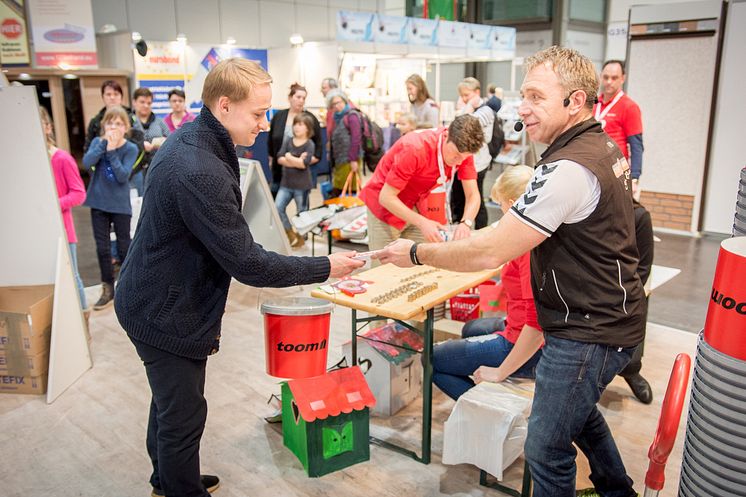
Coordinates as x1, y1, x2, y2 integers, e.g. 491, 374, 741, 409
1, 18, 22, 39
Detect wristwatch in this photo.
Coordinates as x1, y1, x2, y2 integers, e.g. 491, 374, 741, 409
460, 219, 474, 228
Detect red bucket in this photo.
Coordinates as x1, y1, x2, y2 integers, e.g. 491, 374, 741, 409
261, 297, 333, 378
703, 237, 746, 361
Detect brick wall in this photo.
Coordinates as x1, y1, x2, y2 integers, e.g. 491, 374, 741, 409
640, 191, 695, 231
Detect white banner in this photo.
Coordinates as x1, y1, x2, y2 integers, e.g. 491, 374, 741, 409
28, 0, 97, 68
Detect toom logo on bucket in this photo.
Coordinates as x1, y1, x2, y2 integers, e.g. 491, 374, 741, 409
44, 28, 84, 43
711, 288, 746, 315
277, 340, 327, 353
1, 18, 22, 39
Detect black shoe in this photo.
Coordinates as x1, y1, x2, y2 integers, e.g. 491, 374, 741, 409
151, 474, 220, 497
624, 373, 653, 404
93, 283, 114, 310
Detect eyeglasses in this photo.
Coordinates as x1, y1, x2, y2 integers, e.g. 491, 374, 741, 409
105, 121, 126, 128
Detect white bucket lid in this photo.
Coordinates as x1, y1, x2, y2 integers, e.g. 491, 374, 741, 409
260, 297, 333, 316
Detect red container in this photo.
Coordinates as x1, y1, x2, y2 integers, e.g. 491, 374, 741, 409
478, 280, 506, 313
261, 297, 333, 379
703, 237, 746, 361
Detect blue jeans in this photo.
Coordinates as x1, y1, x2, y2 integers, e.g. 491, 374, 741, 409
68, 243, 87, 309
275, 186, 309, 230
525, 334, 638, 497
432, 317, 542, 400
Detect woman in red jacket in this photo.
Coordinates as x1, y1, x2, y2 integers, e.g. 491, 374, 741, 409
432, 165, 544, 399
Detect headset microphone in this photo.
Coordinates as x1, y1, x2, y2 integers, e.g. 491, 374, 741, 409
513, 120, 524, 132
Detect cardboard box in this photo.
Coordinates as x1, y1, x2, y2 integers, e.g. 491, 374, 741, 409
0, 348, 49, 376
0, 372, 47, 395
0, 285, 54, 354
0, 286, 53, 390
343, 323, 424, 416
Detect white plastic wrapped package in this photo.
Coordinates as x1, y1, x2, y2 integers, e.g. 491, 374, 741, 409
442, 380, 534, 480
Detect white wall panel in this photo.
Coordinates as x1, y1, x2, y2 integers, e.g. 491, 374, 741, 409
91, 0, 129, 32
259, 1, 295, 48
329, 0, 359, 9
297, 4, 329, 43
219, 0, 261, 47
127, 0, 177, 42
176, 0, 221, 44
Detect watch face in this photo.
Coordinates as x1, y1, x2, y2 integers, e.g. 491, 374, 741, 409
462, 219, 473, 228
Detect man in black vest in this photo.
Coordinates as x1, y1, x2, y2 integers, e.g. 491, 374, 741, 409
376, 46, 642, 497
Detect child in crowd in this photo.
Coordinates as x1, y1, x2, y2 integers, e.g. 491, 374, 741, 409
82, 106, 139, 310
40, 107, 88, 313
396, 113, 417, 135
432, 165, 544, 399
275, 113, 316, 248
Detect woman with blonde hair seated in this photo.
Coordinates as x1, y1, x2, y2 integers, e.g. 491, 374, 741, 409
432, 165, 544, 399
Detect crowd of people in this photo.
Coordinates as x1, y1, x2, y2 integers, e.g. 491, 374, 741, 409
41, 45, 652, 497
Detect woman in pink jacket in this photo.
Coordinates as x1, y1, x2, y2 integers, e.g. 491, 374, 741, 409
40, 107, 88, 310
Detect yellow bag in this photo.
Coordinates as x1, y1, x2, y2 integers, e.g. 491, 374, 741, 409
324, 171, 364, 239
324, 171, 364, 209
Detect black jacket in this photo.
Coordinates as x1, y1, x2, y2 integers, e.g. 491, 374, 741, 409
528, 119, 645, 347
115, 106, 330, 359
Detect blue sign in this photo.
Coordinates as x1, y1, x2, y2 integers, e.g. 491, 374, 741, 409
137, 79, 184, 118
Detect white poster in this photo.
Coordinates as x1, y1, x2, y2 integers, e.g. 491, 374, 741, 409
408, 17, 438, 46
28, 0, 97, 68
492, 26, 517, 60
336, 11, 374, 42
374, 14, 409, 44
437, 20, 468, 49
468, 24, 493, 50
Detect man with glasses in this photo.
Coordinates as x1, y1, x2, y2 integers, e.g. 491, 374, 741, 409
376, 46, 643, 497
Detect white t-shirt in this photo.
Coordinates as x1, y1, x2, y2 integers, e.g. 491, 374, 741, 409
509, 159, 601, 237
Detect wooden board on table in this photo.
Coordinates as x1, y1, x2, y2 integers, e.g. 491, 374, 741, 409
310, 263, 499, 321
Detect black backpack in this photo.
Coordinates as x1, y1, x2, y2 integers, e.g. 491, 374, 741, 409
487, 114, 505, 160
346, 109, 384, 172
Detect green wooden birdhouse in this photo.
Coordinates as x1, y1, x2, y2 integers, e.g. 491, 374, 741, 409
281, 365, 376, 477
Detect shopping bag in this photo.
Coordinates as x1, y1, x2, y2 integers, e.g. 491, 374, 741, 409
324, 171, 364, 209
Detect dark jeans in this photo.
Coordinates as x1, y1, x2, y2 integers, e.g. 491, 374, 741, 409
525, 334, 638, 497
90, 208, 131, 284
450, 168, 488, 229
130, 337, 210, 497
432, 317, 542, 400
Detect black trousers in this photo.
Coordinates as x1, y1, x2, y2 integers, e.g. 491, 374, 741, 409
90, 208, 131, 284
619, 295, 649, 378
450, 168, 488, 229
130, 337, 210, 497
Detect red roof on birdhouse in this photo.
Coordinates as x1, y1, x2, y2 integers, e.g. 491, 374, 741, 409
287, 366, 376, 422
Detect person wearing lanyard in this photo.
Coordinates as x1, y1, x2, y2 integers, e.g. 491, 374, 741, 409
358, 114, 484, 253
596, 60, 644, 200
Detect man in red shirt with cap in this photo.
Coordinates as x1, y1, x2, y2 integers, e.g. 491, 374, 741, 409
596, 60, 644, 200
359, 114, 484, 251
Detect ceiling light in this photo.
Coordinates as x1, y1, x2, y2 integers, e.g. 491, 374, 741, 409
18, 72, 31, 80
131, 31, 142, 42
176, 33, 187, 44
226, 37, 236, 45
289, 33, 304, 46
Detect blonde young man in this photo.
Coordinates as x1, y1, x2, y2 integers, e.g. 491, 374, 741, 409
115, 59, 363, 497
377, 47, 643, 497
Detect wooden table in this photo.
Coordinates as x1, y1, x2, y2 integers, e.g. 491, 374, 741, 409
311, 263, 499, 464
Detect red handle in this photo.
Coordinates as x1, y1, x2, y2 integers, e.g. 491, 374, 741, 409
644, 353, 692, 491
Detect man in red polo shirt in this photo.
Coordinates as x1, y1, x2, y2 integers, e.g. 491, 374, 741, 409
359, 114, 484, 251
596, 60, 644, 200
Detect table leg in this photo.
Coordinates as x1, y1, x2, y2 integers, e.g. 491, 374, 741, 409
351, 309, 357, 366
421, 308, 434, 464
327, 230, 333, 255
